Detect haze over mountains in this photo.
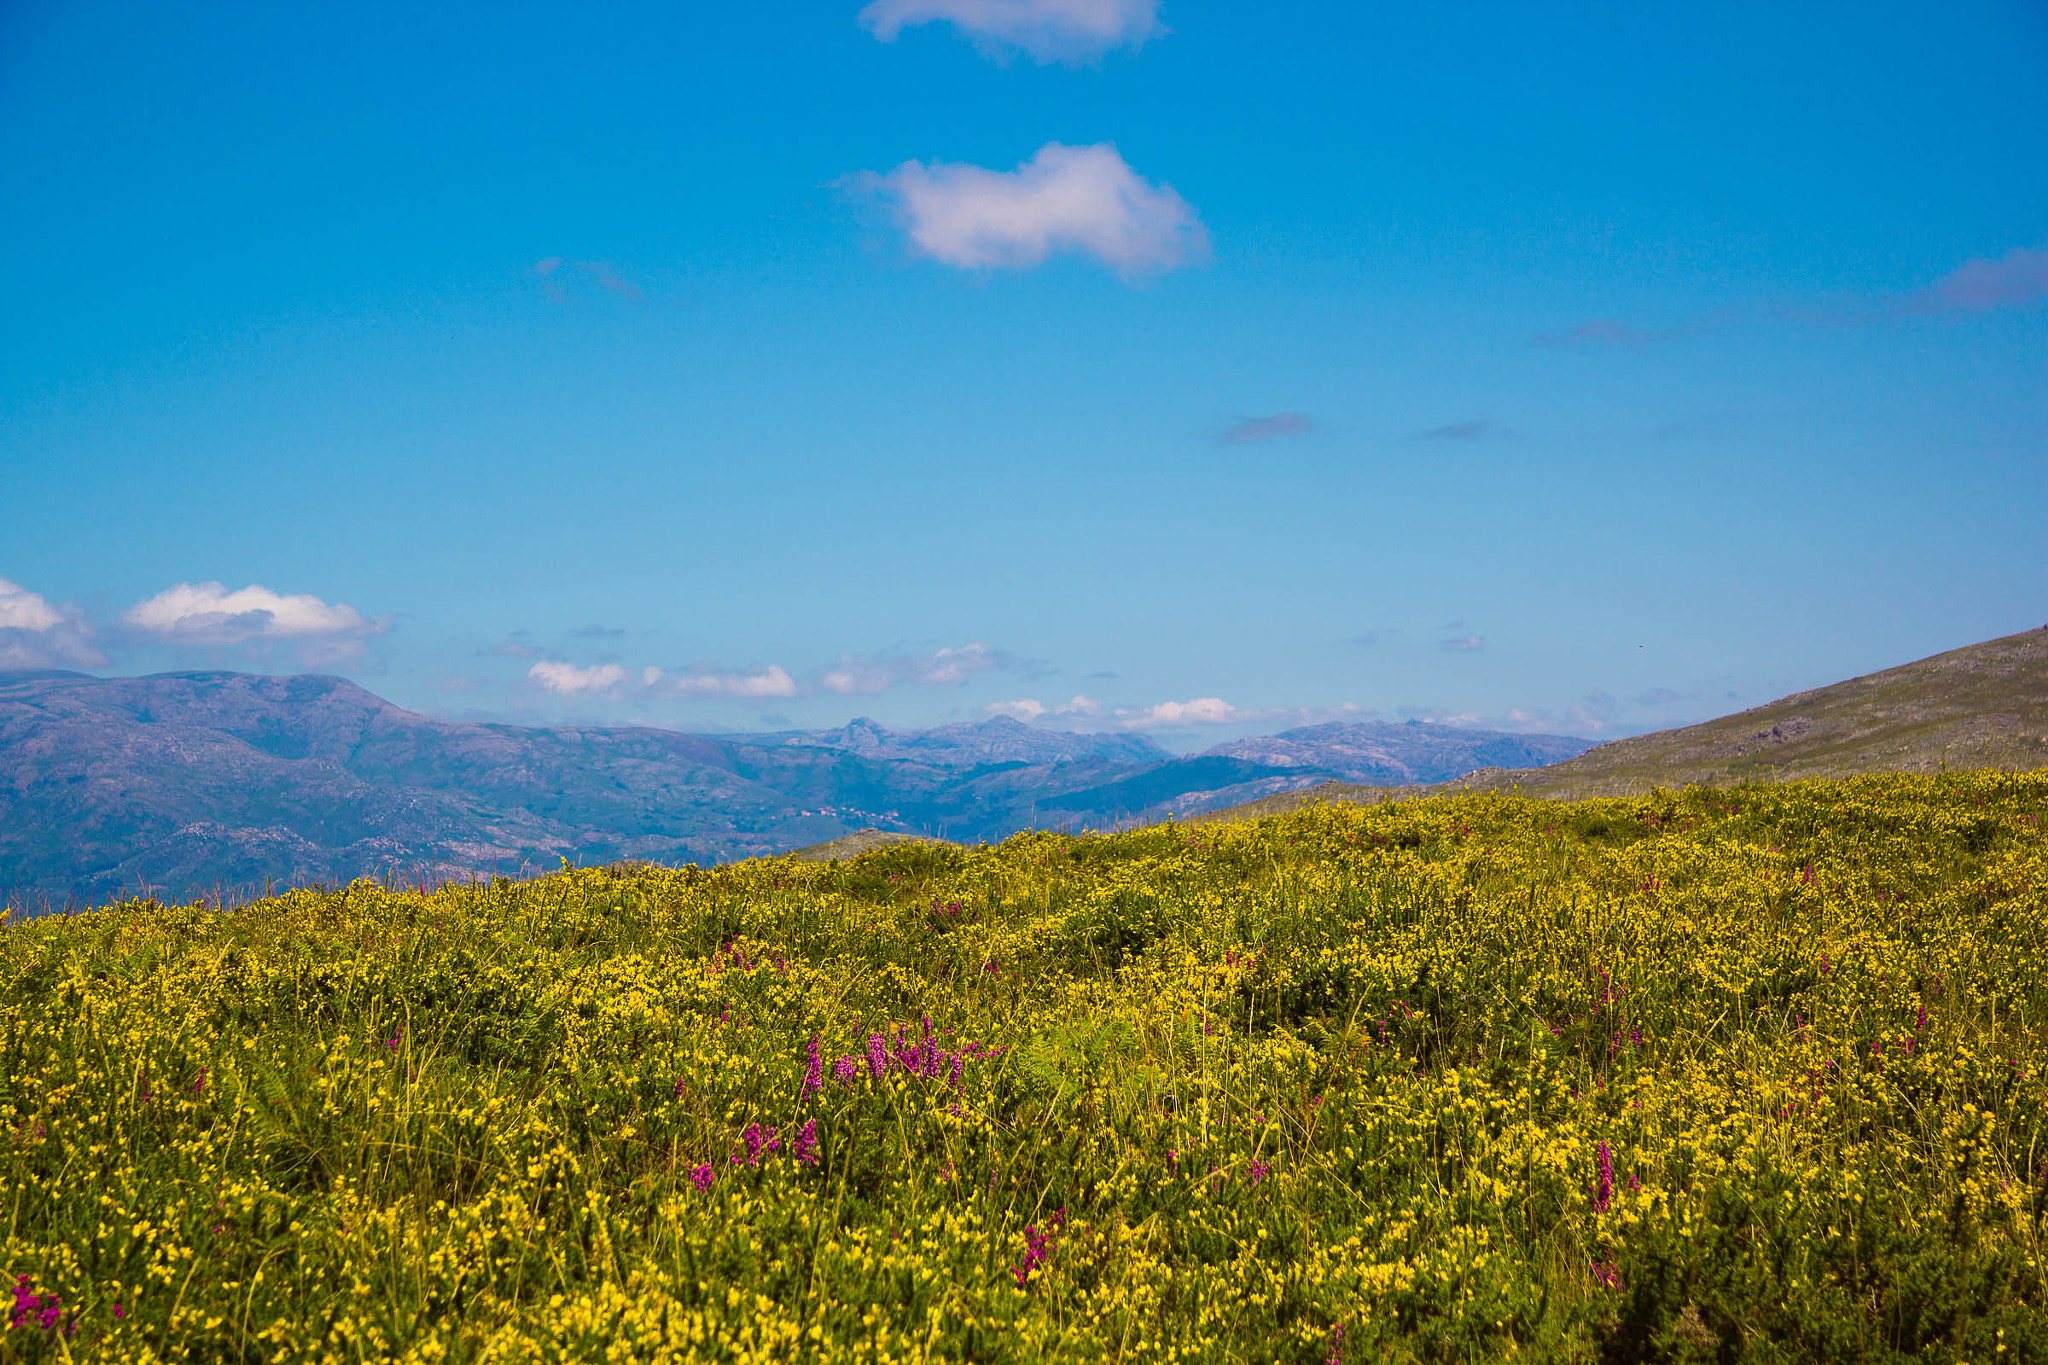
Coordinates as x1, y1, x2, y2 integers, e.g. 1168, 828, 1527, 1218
0, 670, 1592, 908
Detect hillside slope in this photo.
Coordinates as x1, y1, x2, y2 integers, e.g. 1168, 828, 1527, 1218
1214, 624, 2048, 820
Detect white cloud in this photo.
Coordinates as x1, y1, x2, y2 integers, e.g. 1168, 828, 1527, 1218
124, 582, 384, 654
0, 578, 104, 670
821, 642, 1035, 695
985, 693, 1103, 723
858, 0, 1164, 63
0, 578, 62, 632
1110, 698, 1375, 731
1116, 697, 1246, 729
849, 142, 1206, 278
647, 664, 799, 699
528, 661, 626, 696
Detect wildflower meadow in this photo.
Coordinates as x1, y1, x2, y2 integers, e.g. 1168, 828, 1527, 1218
3, 773, 2045, 1362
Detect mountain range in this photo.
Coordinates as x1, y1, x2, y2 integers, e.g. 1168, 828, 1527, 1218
1212, 625, 2048, 821
0, 670, 1592, 909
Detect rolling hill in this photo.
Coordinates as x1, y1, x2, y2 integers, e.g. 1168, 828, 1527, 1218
1212, 624, 2048, 821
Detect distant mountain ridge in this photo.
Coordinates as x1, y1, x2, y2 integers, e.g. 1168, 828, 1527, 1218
1205, 720, 1590, 785
724, 715, 1168, 768
0, 670, 1593, 908
1210, 625, 2048, 822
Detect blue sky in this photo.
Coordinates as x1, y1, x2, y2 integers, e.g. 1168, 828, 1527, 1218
3, 0, 2044, 750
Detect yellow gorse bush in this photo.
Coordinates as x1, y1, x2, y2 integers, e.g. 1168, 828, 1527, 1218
2, 773, 2045, 1362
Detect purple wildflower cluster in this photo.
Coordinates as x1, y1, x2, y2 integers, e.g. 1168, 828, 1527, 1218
736, 1122, 782, 1167
1325, 1322, 1345, 1365
924, 898, 976, 930
818, 1019, 983, 1092
1591, 1261, 1622, 1291
801, 1035, 823, 1096
1246, 1157, 1273, 1186
1606, 1022, 1645, 1058
7, 1276, 73, 1339
1591, 1140, 1614, 1212
687, 1115, 821, 1194
382, 1030, 403, 1055
1010, 1209, 1066, 1287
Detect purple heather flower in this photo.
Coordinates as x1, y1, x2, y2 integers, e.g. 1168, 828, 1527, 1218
793, 1117, 821, 1167
833, 1056, 861, 1085
742, 1122, 781, 1166
1010, 1211, 1066, 1286
191, 1069, 207, 1096
949, 1052, 964, 1091
1592, 1261, 1621, 1291
1592, 1140, 1614, 1212
8, 1276, 70, 1337
1246, 1158, 1272, 1186
866, 1032, 889, 1081
801, 1035, 822, 1096
689, 1163, 715, 1193
1326, 1323, 1345, 1365
382, 1031, 402, 1054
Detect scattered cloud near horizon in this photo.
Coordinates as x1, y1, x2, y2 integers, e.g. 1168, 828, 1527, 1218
1440, 635, 1484, 653
985, 694, 1104, 722
0, 578, 104, 670
0, 579, 62, 633
1219, 412, 1314, 445
510, 641, 1038, 705
646, 664, 799, 698
123, 582, 386, 661
990, 695, 1380, 733
528, 660, 626, 696
858, 0, 1163, 64
1117, 697, 1249, 728
821, 642, 1040, 694
847, 142, 1206, 278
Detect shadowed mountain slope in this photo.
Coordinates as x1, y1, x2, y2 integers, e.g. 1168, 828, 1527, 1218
1211, 625, 2048, 821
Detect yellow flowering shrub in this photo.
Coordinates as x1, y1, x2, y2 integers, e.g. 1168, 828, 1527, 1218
2, 773, 2045, 1361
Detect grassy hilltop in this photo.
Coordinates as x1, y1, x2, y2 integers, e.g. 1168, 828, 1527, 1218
3, 775, 2046, 1362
